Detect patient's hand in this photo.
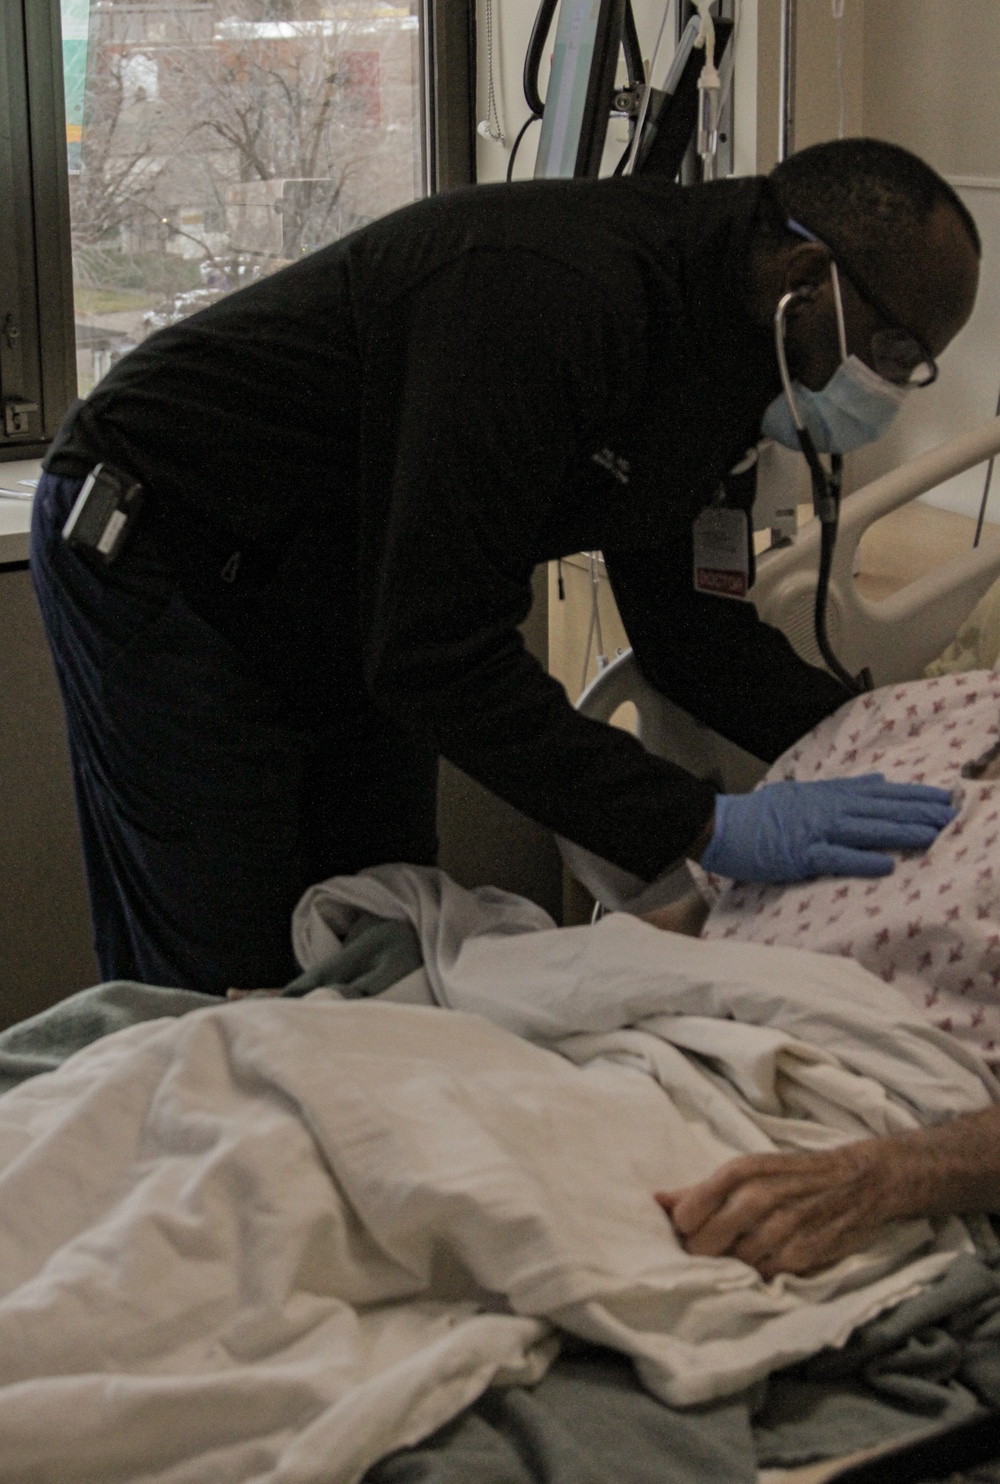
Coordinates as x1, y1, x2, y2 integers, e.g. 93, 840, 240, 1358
655, 1142, 898, 1278
658, 1106, 1000, 1277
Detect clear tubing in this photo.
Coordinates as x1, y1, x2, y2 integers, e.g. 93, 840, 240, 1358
698, 78, 720, 179
692, 0, 719, 178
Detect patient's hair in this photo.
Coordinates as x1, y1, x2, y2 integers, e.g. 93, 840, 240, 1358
764, 137, 981, 297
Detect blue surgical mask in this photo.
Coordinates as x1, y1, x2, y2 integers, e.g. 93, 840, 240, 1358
761, 353, 909, 452
762, 264, 910, 454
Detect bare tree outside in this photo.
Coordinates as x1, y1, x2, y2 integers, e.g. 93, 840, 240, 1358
62, 0, 423, 391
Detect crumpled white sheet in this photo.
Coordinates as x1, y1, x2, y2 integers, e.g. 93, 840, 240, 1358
0, 1002, 557, 1484
293, 864, 998, 1127
0, 866, 995, 1483
295, 868, 999, 1393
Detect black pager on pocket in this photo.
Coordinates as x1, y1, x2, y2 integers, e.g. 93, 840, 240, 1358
62, 462, 144, 565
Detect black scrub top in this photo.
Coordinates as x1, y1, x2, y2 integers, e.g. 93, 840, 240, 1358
45, 173, 850, 882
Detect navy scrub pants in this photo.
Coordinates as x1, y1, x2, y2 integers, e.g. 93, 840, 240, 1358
30, 471, 438, 993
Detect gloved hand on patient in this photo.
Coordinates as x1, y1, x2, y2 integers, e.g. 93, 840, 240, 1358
699, 773, 956, 884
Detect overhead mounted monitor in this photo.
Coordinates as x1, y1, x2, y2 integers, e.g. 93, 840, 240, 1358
534, 0, 627, 179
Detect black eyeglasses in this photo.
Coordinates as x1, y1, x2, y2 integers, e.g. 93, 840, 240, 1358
786, 219, 939, 388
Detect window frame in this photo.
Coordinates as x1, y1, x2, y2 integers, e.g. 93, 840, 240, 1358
0, 0, 76, 462
0, 0, 475, 464
422, 0, 476, 194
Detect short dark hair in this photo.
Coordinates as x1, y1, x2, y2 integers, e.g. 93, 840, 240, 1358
765, 138, 981, 292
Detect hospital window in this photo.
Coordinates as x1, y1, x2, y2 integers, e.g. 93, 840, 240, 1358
0, 0, 474, 462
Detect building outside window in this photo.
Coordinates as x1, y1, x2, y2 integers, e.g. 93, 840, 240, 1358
59, 0, 426, 394
0, 0, 470, 459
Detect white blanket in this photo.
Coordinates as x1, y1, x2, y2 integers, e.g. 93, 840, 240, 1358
0, 867, 996, 1483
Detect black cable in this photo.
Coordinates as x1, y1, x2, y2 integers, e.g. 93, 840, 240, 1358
611, 136, 632, 175
523, 0, 559, 117
506, 115, 542, 182
801, 442, 872, 694
609, 0, 645, 176
509, 0, 554, 185
973, 378, 1000, 547
622, 0, 645, 88
814, 504, 861, 692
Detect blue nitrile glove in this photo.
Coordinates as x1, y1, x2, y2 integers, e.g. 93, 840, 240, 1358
699, 774, 957, 884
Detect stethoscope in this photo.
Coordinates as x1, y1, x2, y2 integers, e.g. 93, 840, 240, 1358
773, 278, 873, 695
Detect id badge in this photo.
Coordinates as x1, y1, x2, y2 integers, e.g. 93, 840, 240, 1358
692, 506, 749, 598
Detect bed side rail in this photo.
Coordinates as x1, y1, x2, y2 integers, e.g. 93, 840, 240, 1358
751, 416, 1000, 685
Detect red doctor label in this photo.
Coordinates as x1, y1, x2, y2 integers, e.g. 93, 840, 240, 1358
692, 505, 750, 598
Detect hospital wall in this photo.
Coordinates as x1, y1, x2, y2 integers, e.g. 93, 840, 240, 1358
852, 0, 1000, 521
782, 4, 1000, 518
0, 567, 100, 1019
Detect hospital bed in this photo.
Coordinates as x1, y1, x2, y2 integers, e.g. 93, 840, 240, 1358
550, 418, 1000, 1482
5, 427, 1000, 1483
559, 415, 1000, 913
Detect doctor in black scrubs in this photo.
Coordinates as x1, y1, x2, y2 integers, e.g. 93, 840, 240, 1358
32, 138, 979, 991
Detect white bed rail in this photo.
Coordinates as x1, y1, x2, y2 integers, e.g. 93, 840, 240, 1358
751, 416, 1000, 685
557, 649, 767, 910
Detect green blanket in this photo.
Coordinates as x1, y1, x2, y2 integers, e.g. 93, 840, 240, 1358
0, 913, 421, 1096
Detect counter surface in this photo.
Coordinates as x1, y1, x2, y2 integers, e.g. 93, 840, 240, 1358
0, 459, 41, 565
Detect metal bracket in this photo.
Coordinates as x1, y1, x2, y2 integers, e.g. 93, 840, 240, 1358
4, 399, 38, 437
612, 83, 644, 117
